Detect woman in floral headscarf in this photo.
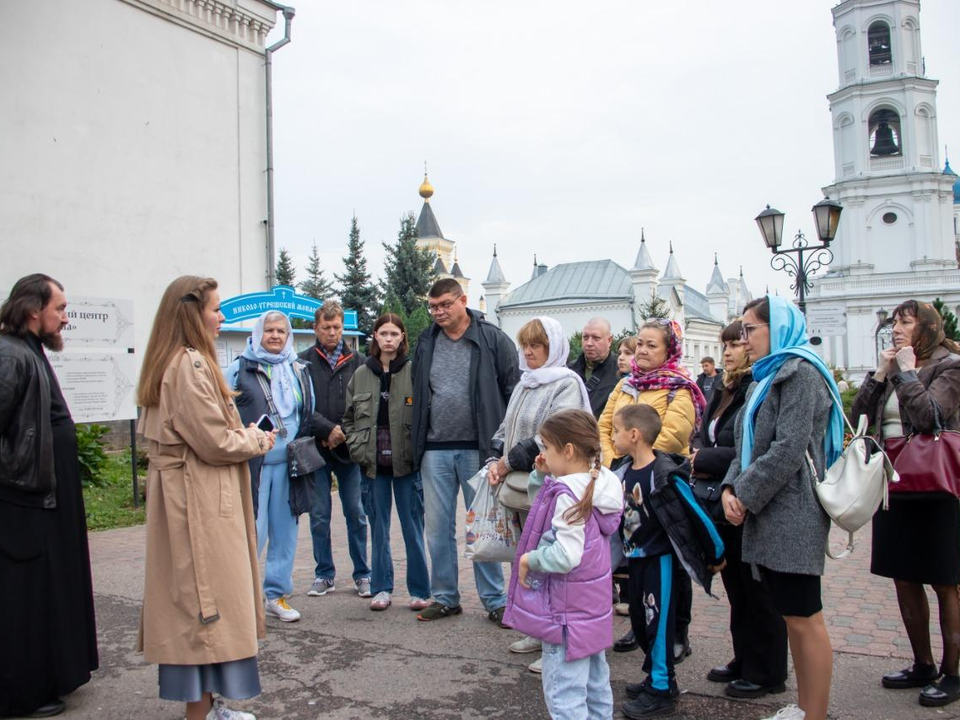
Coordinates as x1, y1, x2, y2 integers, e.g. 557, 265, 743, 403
851, 300, 960, 709
597, 318, 707, 661
598, 318, 706, 467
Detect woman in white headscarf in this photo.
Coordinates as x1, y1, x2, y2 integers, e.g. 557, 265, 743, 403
484, 317, 592, 671
225, 311, 316, 624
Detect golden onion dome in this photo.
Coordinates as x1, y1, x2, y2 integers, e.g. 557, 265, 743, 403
419, 173, 434, 200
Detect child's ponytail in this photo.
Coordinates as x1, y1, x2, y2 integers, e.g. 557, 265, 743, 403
538, 409, 603, 526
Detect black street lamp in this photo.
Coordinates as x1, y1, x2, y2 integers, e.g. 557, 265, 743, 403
755, 197, 843, 315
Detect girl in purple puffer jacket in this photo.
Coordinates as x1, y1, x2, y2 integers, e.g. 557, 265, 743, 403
504, 408, 624, 719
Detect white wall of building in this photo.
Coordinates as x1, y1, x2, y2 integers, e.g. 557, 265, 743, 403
0, 0, 279, 367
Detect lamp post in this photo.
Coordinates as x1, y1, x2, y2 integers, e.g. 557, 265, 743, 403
875, 307, 891, 364
755, 197, 843, 316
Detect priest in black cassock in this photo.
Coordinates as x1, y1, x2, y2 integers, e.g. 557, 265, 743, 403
0, 274, 98, 718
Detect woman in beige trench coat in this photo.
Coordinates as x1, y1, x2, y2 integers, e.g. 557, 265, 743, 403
137, 276, 275, 720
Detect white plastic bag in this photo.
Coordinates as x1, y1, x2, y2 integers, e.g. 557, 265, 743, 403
464, 468, 522, 562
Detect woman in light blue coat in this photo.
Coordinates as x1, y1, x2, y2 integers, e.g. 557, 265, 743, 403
226, 311, 315, 623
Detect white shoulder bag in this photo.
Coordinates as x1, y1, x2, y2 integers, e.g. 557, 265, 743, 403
809, 385, 899, 560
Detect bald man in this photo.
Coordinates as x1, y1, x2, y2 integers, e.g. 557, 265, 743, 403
568, 317, 620, 418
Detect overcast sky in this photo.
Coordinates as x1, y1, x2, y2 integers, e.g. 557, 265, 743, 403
268, 1, 960, 306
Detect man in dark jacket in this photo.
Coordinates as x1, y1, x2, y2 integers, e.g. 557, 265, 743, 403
568, 317, 620, 418
0, 274, 98, 718
298, 300, 371, 599
411, 279, 520, 622
696, 357, 723, 401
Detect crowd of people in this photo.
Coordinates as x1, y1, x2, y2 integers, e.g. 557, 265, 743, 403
2, 272, 960, 720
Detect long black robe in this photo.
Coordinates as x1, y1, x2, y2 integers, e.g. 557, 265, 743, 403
0, 333, 98, 716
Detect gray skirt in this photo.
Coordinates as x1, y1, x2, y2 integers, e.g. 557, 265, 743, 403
158, 656, 260, 703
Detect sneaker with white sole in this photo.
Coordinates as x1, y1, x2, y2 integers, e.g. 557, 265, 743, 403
265, 597, 301, 622
307, 578, 335, 596
528, 656, 543, 674
206, 698, 256, 720
370, 591, 392, 610
761, 705, 806, 720
408, 596, 432, 611
355, 578, 372, 598
509, 636, 542, 654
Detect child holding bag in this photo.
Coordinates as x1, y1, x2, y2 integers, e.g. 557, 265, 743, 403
503, 408, 623, 719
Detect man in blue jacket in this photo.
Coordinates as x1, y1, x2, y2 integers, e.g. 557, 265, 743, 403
411, 279, 520, 623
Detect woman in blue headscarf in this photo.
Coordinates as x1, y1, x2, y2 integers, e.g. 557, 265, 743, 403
720, 295, 843, 720
226, 311, 316, 624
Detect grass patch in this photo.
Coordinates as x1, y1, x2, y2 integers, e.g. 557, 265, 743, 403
83, 450, 146, 532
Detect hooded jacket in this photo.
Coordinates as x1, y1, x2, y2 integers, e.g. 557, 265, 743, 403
615, 451, 725, 595
503, 468, 623, 661
411, 309, 520, 470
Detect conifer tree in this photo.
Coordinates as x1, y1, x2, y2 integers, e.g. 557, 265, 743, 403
299, 241, 334, 301
934, 297, 960, 342
335, 216, 380, 337
275, 247, 296, 287
639, 290, 670, 320
381, 212, 435, 317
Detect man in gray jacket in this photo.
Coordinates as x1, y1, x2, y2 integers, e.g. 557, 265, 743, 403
411, 279, 520, 623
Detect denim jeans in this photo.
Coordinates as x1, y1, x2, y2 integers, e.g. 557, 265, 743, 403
256, 462, 299, 600
361, 472, 430, 598
309, 460, 370, 582
420, 449, 505, 611
541, 641, 613, 720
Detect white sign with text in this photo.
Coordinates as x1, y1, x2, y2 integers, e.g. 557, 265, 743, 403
49, 351, 138, 423
62, 296, 135, 349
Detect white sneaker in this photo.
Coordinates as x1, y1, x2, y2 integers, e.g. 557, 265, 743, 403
265, 597, 301, 622
206, 698, 256, 720
528, 656, 543, 674
509, 636, 542, 654
370, 591, 392, 610
761, 705, 805, 720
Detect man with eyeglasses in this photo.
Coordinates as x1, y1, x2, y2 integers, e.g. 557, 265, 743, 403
411, 278, 520, 623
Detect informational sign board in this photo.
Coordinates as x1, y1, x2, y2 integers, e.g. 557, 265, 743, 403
51, 295, 137, 423
220, 285, 358, 329
806, 304, 847, 337
61, 297, 136, 349
48, 351, 137, 424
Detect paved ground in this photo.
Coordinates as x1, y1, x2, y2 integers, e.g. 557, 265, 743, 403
50, 496, 960, 719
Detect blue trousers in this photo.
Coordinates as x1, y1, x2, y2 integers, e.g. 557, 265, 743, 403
256, 462, 299, 600
541, 641, 613, 720
420, 449, 505, 611
628, 554, 677, 694
309, 460, 370, 582
361, 472, 430, 598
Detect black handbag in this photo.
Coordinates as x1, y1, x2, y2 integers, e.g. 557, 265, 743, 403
689, 478, 726, 524
255, 371, 326, 478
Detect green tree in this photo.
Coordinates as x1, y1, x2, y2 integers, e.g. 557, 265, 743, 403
405, 304, 432, 354
933, 297, 960, 342
275, 247, 296, 287
381, 212, 435, 316
638, 290, 670, 320
335, 216, 380, 337
299, 241, 334, 301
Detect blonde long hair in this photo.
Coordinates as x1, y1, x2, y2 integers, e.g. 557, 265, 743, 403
137, 276, 235, 407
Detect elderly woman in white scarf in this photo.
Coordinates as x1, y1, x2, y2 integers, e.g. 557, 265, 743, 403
225, 311, 316, 624
484, 316, 592, 669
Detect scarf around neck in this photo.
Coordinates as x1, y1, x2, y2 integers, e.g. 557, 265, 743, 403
739, 295, 843, 471
518, 316, 591, 411
242, 312, 299, 418
627, 318, 707, 429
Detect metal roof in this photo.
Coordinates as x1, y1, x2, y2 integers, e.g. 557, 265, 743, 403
499, 260, 632, 309
416, 201, 444, 239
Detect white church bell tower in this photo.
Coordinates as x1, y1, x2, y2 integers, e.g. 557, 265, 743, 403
806, 0, 959, 377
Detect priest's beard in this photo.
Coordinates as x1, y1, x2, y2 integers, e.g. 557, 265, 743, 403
40, 330, 64, 352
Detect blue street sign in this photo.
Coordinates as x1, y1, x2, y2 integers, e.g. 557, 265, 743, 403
220, 286, 358, 330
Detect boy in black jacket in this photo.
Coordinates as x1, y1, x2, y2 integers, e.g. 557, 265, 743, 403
612, 404, 726, 720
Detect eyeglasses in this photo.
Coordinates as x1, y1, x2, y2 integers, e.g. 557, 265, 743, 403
427, 298, 461, 315
740, 322, 768, 340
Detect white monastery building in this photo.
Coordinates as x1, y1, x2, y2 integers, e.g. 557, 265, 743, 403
807, 0, 960, 378
1, 0, 290, 360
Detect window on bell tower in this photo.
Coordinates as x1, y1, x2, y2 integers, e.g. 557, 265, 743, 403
868, 21, 892, 66
869, 108, 901, 157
